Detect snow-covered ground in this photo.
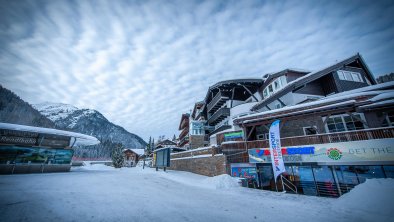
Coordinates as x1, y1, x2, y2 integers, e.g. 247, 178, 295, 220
0, 164, 393, 222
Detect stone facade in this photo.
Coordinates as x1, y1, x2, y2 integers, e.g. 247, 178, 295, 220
189, 135, 205, 149
169, 155, 227, 177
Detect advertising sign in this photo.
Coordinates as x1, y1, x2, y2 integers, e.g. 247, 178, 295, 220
154, 148, 170, 167
249, 138, 394, 164
224, 131, 243, 141
231, 163, 258, 179
269, 120, 285, 182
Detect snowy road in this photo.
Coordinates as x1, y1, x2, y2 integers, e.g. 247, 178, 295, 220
0, 165, 392, 222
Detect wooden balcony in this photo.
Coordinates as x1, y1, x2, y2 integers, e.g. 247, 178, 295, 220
179, 128, 189, 140
207, 92, 229, 114
221, 127, 394, 151
178, 136, 189, 147
208, 107, 230, 125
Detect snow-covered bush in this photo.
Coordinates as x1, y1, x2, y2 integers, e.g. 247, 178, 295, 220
111, 143, 124, 168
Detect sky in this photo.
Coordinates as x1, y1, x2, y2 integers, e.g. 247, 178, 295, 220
0, 0, 394, 142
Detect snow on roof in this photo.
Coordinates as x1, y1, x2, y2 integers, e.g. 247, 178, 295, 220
171, 153, 223, 161
252, 54, 370, 111
262, 68, 311, 79
242, 100, 356, 124
369, 91, 394, 102
328, 81, 394, 99
124, 148, 145, 155
358, 99, 394, 110
238, 82, 394, 123
0, 122, 100, 146
169, 146, 215, 154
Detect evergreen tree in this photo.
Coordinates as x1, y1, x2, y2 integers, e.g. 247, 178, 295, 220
111, 143, 124, 168
172, 134, 176, 141
146, 136, 152, 154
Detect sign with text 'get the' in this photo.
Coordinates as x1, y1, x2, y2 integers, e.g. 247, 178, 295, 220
248, 138, 394, 164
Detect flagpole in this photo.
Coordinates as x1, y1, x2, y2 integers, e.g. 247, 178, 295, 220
269, 119, 286, 193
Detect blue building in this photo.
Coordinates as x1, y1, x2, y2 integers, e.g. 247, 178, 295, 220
0, 123, 99, 174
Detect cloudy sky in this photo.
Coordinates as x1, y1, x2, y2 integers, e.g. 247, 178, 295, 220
1, 0, 393, 141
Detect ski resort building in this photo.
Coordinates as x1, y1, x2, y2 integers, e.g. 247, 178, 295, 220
170, 53, 393, 197
123, 148, 144, 167
220, 54, 394, 197
0, 123, 99, 174
178, 113, 190, 148
155, 139, 177, 149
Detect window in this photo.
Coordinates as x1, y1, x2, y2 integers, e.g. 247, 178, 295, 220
263, 88, 269, 98
273, 79, 281, 91
257, 133, 269, 140
343, 114, 364, 131
326, 116, 346, 132
351, 72, 362, 82
382, 111, 394, 127
337, 70, 363, 83
303, 126, 318, 135
263, 77, 286, 99
324, 113, 366, 133
268, 85, 273, 93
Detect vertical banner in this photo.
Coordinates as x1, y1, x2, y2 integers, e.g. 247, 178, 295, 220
269, 120, 286, 182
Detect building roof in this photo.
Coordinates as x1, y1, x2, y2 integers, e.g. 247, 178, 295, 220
178, 113, 190, 130
251, 53, 376, 111
191, 101, 205, 119
260, 68, 311, 91
204, 78, 263, 104
0, 122, 100, 146
123, 148, 145, 156
235, 82, 394, 125
157, 139, 177, 146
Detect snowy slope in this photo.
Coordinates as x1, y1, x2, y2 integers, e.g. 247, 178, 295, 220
1, 165, 392, 222
33, 102, 146, 149
33, 102, 79, 122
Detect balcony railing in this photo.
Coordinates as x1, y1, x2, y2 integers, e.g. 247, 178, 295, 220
178, 136, 189, 147
221, 127, 394, 150
207, 92, 229, 113
179, 128, 189, 140
208, 107, 230, 125
180, 118, 189, 130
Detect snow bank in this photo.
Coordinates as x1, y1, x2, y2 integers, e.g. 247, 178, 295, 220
201, 174, 240, 189
152, 168, 241, 190
336, 178, 394, 220
72, 161, 115, 171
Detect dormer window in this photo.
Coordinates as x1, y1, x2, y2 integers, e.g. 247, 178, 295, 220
337, 70, 363, 83
262, 76, 287, 99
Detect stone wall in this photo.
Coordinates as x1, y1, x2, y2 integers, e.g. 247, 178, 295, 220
170, 147, 221, 159
189, 135, 205, 149
169, 154, 227, 177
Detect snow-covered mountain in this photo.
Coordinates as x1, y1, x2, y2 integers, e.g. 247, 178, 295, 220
0, 85, 55, 128
33, 102, 146, 149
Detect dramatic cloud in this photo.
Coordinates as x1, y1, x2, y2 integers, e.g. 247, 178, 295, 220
1, 0, 394, 141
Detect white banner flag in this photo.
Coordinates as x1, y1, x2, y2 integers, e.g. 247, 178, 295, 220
269, 120, 286, 182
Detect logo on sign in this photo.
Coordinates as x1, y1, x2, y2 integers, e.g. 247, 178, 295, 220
327, 148, 342, 160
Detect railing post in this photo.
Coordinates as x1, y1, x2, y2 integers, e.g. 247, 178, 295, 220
281, 175, 286, 193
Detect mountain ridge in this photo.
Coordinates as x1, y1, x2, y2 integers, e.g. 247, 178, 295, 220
33, 102, 147, 149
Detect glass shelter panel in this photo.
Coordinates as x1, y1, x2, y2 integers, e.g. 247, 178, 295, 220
292, 166, 317, 196
383, 166, 394, 178
258, 166, 275, 190
355, 166, 385, 183
312, 166, 339, 197
334, 166, 359, 194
